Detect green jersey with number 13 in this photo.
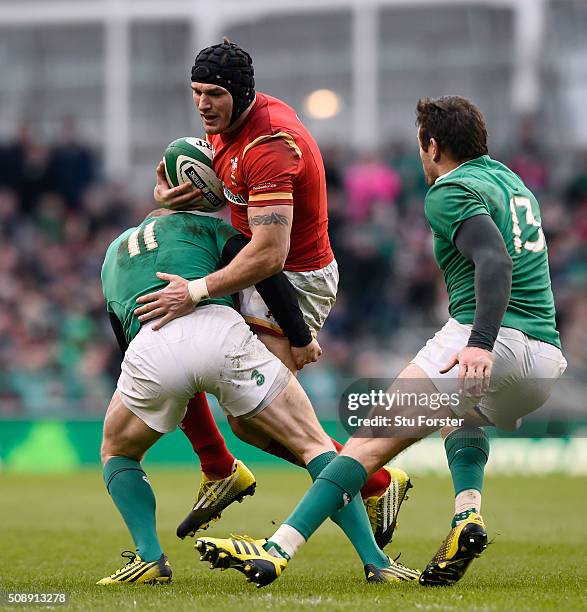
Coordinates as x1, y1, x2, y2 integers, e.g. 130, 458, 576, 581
101, 212, 240, 345
424, 154, 560, 348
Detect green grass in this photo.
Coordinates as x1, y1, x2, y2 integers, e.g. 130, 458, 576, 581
1, 469, 586, 611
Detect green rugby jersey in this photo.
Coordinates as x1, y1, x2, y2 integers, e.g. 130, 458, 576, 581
424, 155, 560, 348
101, 212, 239, 344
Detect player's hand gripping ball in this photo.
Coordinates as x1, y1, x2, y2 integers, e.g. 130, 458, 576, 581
160, 137, 227, 212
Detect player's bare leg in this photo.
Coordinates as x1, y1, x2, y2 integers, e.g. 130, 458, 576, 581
227, 331, 311, 463
101, 391, 162, 464
197, 362, 486, 587
240, 330, 409, 548
225, 363, 485, 588
257, 332, 297, 372
176, 333, 301, 539
196, 374, 420, 585
244, 376, 335, 464
338, 365, 442, 473
98, 392, 172, 585
226, 332, 299, 457
178, 335, 294, 492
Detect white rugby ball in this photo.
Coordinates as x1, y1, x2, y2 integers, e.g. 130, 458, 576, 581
163, 137, 227, 212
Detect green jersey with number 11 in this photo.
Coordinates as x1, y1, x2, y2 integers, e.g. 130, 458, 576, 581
101, 212, 240, 345
424, 154, 560, 348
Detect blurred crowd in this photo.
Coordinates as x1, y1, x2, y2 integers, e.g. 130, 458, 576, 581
1, 119, 586, 418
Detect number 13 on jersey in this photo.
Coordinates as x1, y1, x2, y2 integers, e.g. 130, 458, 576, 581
509, 196, 545, 254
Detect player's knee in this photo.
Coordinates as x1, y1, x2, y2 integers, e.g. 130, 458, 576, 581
228, 417, 256, 443
100, 442, 113, 466
441, 425, 460, 439
101, 436, 121, 465
101, 432, 142, 464
342, 437, 407, 476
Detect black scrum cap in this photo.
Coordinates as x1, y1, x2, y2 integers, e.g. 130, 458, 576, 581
191, 41, 255, 126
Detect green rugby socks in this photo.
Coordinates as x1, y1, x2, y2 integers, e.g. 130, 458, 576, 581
103, 456, 163, 562
444, 427, 489, 525
306, 450, 337, 481
267, 454, 388, 568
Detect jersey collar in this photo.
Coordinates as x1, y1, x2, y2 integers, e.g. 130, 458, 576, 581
434, 155, 489, 184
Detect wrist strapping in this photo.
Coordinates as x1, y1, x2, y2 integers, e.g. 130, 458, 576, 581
187, 277, 210, 305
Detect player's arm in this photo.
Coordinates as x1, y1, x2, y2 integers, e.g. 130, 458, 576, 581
204, 204, 292, 298
133, 228, 319, 366
136, 136, 299, 320
221, 233, 312, 348
221, 233, 320, 368
456, 215, 513, 350
134, 204, 292, 327
440, 214, 513, 394
196, 137, 298, 297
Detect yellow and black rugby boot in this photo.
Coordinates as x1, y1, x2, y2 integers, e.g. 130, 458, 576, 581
365, 556, 421, 583
195, 535, 287, 587
177, 460, 256, 539
97, 551, 172, 585
419, 511, 487, 587
364, 466, 413, 549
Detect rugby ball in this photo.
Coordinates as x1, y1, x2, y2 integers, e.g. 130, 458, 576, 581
163, 137, 227, 212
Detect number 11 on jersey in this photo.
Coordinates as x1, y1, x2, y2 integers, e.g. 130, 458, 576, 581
128, 220, 159, 257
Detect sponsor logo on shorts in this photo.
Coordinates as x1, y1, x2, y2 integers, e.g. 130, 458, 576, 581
251, 369, 265, 386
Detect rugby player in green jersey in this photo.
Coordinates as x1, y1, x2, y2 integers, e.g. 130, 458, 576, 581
97, 209, 418, 585
195, 96, 567, 588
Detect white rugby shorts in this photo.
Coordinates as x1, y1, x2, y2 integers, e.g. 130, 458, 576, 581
411, 318, 567, 430
117, 304, 291, 433
239, 259, 339, 337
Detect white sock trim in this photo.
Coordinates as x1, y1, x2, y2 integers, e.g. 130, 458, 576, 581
455, 489, 481, 515
268, 524, 306, 559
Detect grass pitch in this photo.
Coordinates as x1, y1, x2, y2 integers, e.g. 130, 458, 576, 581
1, 468, 586, 611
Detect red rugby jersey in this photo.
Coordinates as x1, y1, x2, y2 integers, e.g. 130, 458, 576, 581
207, 93, 334, 272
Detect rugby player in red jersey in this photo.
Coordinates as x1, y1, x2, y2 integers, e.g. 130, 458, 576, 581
134, 40, 409, 547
